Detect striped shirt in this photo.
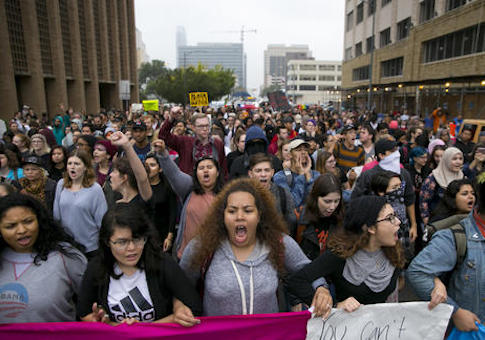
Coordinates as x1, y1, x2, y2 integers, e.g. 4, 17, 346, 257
334, 142, 365, 173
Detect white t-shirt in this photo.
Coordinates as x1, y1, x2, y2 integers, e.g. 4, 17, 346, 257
108, 265, 155, 322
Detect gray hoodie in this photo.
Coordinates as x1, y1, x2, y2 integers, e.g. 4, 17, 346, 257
180, 234, 310, 316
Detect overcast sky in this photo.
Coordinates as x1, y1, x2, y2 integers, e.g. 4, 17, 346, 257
134, 0, 345, 94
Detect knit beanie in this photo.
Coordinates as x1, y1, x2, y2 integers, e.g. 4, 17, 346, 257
344, 196, 388, 234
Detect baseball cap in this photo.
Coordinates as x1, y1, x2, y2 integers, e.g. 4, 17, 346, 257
289, 139, 310, 151
22, 154, 44, 168
132, 121, 147, 130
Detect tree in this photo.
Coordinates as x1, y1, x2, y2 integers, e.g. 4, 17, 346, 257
151, 63, 236, 104
138, 60, 168, 85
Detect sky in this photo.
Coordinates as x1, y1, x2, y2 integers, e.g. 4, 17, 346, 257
134, 0, 345, 94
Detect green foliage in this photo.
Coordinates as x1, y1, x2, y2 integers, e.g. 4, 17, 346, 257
138, 61, 236, 105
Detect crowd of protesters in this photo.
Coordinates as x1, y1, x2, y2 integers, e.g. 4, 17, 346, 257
0, 102, 483, 334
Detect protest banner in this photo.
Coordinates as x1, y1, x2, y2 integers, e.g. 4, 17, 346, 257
130, 103, 143, 113
305, 302, 453, 340
189, 92, 209, 107
0, 311, 310, 340
142, 100, 159, 111
267, 91, 291, 111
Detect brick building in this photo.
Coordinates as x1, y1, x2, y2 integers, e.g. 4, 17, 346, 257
342, 0, 485, 118
0, 0, 139, 120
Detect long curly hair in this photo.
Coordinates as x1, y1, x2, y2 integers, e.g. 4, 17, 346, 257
0, 193, 85, 268
190, 178, 288, 274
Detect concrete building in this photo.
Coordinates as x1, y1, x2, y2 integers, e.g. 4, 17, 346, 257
342, 0, 485, 117
264, 44, 312, 88
136, 28, 150, 68
287, 60, 342, 105
0, 0, 139, 120
176, 25, 187, 51
177, 43, 245, 89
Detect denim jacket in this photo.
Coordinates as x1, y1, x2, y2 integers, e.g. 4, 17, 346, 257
406, 212, 485, 319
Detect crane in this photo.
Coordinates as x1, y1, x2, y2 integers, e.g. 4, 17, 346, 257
210, 26, 257, 90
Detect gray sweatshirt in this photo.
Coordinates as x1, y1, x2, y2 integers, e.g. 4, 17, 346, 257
0, 247, 87, 323
53, 180, 108, 252
180, 234, 310, 316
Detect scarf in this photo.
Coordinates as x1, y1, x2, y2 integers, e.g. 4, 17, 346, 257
342, 249, 395, 293
379, 150, 401, 174
432, 147, 464, 189
20, 176, 47, 203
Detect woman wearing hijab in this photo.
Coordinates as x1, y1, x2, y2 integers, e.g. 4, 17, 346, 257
420, 147, 464, 225
52, 116, 65, 146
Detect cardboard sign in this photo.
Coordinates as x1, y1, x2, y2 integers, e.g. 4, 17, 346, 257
306, 302, 453, 340
189, 92, 209, 107
142, 100, 159, 112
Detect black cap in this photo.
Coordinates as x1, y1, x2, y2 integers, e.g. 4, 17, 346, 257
132, 121, 147, 130
22, 154, 44, 168
342, 124, 356, 133
375, 139, 397, 157
282, 116, 294, 123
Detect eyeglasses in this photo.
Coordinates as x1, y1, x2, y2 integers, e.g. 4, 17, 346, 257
109, 237, 147, 250
195, 124, 210, 130
376, 213, 400, 225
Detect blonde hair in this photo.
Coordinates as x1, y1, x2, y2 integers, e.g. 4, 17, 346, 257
30, 134, 50, 156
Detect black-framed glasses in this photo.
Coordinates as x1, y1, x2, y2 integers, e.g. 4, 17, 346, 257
376, 213, 400, 225
109, 237, 147, 250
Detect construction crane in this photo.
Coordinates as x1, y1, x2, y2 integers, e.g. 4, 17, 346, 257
211, 26, 257, 90
212, 26, 257, 44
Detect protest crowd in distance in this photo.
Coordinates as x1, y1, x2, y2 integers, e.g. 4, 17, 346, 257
1, 103, 483, 337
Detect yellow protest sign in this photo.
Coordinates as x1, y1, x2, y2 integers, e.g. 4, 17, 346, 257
142, 100, 159, 111
189, 92, 209, 106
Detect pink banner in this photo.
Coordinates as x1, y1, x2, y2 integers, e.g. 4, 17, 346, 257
0, 311, 311, 340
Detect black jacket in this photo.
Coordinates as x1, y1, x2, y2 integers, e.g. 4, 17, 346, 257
77, 255, 202, 321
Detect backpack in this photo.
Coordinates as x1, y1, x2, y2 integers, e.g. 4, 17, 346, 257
425, 214, 468, 267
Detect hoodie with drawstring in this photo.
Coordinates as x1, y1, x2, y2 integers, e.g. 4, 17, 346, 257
179, 234, 310, 316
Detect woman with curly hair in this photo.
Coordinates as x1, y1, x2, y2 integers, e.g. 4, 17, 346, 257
286, 196, 406, 318
179, 178, 311, 316
430, 178, 475, 223
0, 193, 87, 322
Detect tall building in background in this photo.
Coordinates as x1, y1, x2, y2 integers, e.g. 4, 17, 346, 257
0, 0, 138, 119
287, 60, 342, 105
264, 45, 311, 88
177, 43, 245, 89
342, 0, 485, 117
136, 28, 150, 68
175, 25, 187, 59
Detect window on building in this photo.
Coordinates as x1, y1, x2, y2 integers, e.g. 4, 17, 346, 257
345, 47, 353, 61
299, 85, 316, 91
319, 75, 335, 81
337, 76, 342, 81
420, 0, 435, 23
352, 65, 370, 81
382, 0, 392, 7
338, 65, 342, 71
381, 57, 403, 77
355, 42, 363, 57
422, 23, 485, 62
380, 27, 391, 47
287, 85, 297, 90
300, 75, 316, 81
346, 11, 353, 32
366, 36, 375, 53
319, 65, 335, 71
368, 0, 376, 16
396, 17, 411, 41
299, 64, 317, 71
288, 75, 297, 81
356, 3, 364, 24
447, 0, 467, 11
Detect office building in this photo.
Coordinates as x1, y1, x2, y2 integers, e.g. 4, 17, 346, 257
136, 28, 150, 68
264, 44, 312, 88
342, 0, 485, 117
0, 0, 139, 119
176, 25, 187, 51
287, 60, 342, 105
177, 42, 245, 88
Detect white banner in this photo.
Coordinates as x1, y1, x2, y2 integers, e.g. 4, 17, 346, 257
306, 302, 453, 340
